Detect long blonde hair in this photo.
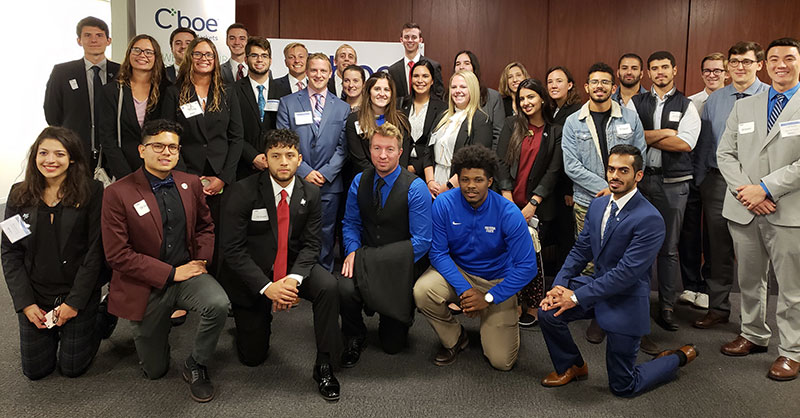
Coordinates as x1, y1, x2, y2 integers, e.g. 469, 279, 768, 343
434, 71, 483, 136
176, 38, 224, 112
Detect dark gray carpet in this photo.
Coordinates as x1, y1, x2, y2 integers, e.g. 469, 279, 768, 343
0, 274, 794, 417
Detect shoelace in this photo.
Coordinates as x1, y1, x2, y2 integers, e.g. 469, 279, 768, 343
190, 365, 209, 382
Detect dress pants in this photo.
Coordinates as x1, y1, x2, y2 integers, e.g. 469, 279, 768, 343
699, 169, 736, 313
130, 274, 230, 379
728, 217, 800, 362
319, 192, 340, 272
231, 264, 342, 366
639, 175, 690, 310
413, 266, 519, 371
573, 202, 595, 276
339, 276, 411, 354
679, 181, 709, 293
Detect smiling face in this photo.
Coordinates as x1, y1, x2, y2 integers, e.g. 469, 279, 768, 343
450, 75, 471, 109
506, 66, 525, 94
412, 65, 433, 95
130, 39, 156, 72
370, 79, 392, 112
191, 41, 215, 75
77, 25, 110, 57
335, 47, 356, 75
226, 28, 248, 57
766, 45, 800, 91
546, 69, 572, 102
36, 138, 71, 181
284, 46, 308, 78
648, 58, 677, 89
617, 57, 643, 88
342, 68, 364, 99
518, 87, 543, 119
246, 45, 271, 76
401, 28, 422, 55
306, 57, 331, 92
454, 53, 474, 73
585, 71, 614, 103
728, 50, 763, 87
459, 168, 493, 208
139, 131, 180, 177
266, 144, 302, 186
171, 31, 195, 64
701, 59, 727, 91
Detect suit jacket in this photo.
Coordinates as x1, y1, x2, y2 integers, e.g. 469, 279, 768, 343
717, 89, 800, 227
553, 191, 665, 336
220, 59, 236, 85
101, 169, 214, 321
431, 110, 494, 176
276, 88, 350, 194
273, 75, 298, 98
495, 117, 564, 221
387, 57, 444, 103
233, 76, 286, 179
219, 173, 321, 306
2, 181, 104, 312
161, 84, 244, 185
484, 88, 506, 146
43, 58, 120, 161
401, 97, 447, 173
97, 81, 169, 180
165, 65, 178, 84
344, 112, 412, 180
327, 75, 338, 97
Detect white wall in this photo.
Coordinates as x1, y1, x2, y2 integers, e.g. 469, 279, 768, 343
0, 0, 112, 204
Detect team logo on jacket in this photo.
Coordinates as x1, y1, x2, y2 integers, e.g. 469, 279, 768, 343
484, 226, 496, 233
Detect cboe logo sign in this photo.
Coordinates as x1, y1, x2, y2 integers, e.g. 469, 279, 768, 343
154, 8, 219, 32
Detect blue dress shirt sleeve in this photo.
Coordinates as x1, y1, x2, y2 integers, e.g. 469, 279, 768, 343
342, 174, 363, 255
407, 177, 433, 262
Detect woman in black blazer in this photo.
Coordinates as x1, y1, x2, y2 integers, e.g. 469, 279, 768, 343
99, 34, 170, 180
498, 61, 530, 117
2, 127, 104, 380
401, 58, 447, 181
495, 78, 563, 327
428, 71, 492, 196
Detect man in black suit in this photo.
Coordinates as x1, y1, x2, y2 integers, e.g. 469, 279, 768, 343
165, 27, 196, 84
44, 16, 120, 169
233, 37, 292, 180
386, 23, 444, 103
220, 23, 249, 85
220, 129, 342, 401
273, 43, 309, 96
328, 44, 357, 97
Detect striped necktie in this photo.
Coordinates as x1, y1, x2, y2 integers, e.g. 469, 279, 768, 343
768, 93, 786, 132
313, 93, 324, 129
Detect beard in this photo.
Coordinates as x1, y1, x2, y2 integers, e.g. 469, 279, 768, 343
620, 76, 641, 88
249, 66, 269, 76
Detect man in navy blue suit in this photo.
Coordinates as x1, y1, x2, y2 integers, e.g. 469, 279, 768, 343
277, 52, 350, 271
538, 144, 697, 397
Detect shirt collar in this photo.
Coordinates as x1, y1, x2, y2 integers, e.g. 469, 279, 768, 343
309, 86, 328, 98
610, 187, 637, 211
84, 57, 107, 72
404, 52, 421, 67
143, 168, 173, 187
375, 165, 401, 188
270, 175, 295, 203
249, 76, 268, 90
458, 187, 494, 213
769, 82, 800, 101
650, 86, 677, 100
288, 74, 307, 86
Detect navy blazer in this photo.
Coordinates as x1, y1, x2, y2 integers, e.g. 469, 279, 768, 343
276, 88, 350, 194
553, 190, 665, 337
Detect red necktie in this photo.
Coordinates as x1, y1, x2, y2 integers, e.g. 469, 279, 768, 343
407, 61, 415, 94
236, 63, 244, 81
273, 190, 289, 281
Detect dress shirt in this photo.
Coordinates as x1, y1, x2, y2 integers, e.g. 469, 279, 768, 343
143, 169, 189, 280
334, 72, 344, 97
688, 89, 709, 114
289, 74, 308, 93
309, 87, 328, 122
645, 87, 701, 178
767, 83, 800, 123
404, 52, 422, 93
84, 57, 108, 146
249, 77, 270, 114
259, 175, 304, 295
409, 100, 429, 157
229, 58, 247, 81
431, 108, 468, 184
342, 165, 432, 262
600, 188, 638, 240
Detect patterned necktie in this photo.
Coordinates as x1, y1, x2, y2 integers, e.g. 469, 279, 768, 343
374, 177, 386, 210
151, 176, 175, 192
407, 61, 414, 94
296, 80, 305, 92
602, 201, 619, 243
236, 63, 244, 81
768, 93, 786, 132
274, 190, 290, 281
734, 92, 748, 100
313, 93, 324, 129
257, 85, 266, 123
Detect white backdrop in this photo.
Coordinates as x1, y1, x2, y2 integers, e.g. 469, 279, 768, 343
267, 39, 420, 77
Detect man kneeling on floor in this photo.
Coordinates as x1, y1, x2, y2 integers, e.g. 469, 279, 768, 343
538, 144, 697, 397
414, 144, 537, 370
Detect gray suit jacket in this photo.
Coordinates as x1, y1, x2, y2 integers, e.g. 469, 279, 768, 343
717, 88, 800, 227
220, 59, 235, 85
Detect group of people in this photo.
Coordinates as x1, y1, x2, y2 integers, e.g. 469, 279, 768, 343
2, 15, 799, 404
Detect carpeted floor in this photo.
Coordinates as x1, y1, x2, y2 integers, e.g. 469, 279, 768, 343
0, 273, 795, 417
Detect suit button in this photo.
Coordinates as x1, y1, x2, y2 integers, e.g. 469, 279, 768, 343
376, 234, 381, 239
62, 260, 67, 264
168, 244, 172, 248
203, 144, 207, 148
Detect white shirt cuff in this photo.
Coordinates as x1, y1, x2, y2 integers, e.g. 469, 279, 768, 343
259, 282, 272, 295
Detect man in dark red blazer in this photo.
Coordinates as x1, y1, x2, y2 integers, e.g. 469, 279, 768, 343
101, 119, 230, 403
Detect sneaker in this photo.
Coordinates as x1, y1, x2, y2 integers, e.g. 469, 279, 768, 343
678, 290, 697, 305
693, 293, 709, 309
183, 356, 215, 403
519, 312, 538, 328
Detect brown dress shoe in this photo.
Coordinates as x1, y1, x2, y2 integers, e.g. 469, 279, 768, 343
693, 311, 729, 329
655, 344, 698, 365
433, 326, 468, 366
541, 363, 589, 387
768, 356, 800, 381
720, 336, 768, 356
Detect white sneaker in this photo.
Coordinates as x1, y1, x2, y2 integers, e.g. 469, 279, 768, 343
679, 290, 697, 305
693, 293, 709, 309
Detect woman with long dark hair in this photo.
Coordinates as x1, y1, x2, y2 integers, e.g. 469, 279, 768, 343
453, 50, 505, 144
340, 64, 366, 111
401, 58, 447, 182
99, 34, 169, 180
546, 66, 582, 127
498, 62, 530, 117
2, 127, 105, 380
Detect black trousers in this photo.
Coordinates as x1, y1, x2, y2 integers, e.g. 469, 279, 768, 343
679, 181, 710, 293
231, 264, 342, 366
339, 276, 410, 355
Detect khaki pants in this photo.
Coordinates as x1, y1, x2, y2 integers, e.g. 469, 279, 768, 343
413, 266, 519, 371
573, 202, 595, 276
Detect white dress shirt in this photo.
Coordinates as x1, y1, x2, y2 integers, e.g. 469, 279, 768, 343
229, 58, 247, 81
600, 188, 638, 241
260, 175, 304, 295
249, 77, 270, 114
289, 74, 308, 93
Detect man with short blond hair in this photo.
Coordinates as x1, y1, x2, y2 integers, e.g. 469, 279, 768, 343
275, 42, 309, 94
329, 44, 358, 96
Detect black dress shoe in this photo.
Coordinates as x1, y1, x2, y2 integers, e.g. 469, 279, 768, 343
182, 356, 215, 403
341, 337, 366, 368
97, 295, 118, 340
585, 319, 606, 344
313, 363, 340, 401
434, 326, 469, 366
655, 310, 679, 331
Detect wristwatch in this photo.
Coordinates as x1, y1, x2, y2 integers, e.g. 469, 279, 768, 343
529, 196, 540, 206
484, 292, 494, 304
570, 293, 579, 305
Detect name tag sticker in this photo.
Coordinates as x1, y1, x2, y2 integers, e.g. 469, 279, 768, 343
251, 208, 269, 221
180, 101, 203, 118
133, 200, 150, 217
43, 309, 57, 329
0, 214, 31, 244
616, 123, 632, 135
738, 121, 755, 134
294, 111, 313, 125
668, 111, 682, 122
69, 79, 79, 90
354, 121, 364, 135
779, 120, 800, 137
265, 99, 279, 112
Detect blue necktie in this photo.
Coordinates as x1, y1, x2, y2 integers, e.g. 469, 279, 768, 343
257, 85, 266, 123
602, 201, 618, 244
768, 93, 786, 132
151, 176, 175, 192
313, 93, 323, 129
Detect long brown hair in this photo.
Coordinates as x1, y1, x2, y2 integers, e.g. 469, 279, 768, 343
117, 34, 165, 113
505, 78, 554, 166
177, 38, 224, 112
10, 127, 91, 208
357, 72, 409, 139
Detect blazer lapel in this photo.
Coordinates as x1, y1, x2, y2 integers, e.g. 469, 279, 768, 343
259, 174, 279, 243
754, 93, 770, 146
58, 206, 79, 255
454, 116, 471, 150
133, 169, 164, 242
288, 178, 305, 240
240, 78, 261, 122
598, 193, 636, 255
529, 129, 552, 180
72, 60, 91, 110
763, 91, 800, 149
317, 94, 335, 137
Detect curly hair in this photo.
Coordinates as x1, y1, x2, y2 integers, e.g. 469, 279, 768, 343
264, 129, 300, 153
452, 144, 497, 180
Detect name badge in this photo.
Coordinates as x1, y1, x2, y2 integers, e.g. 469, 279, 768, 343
615, 123, 632, 135
779, 120, 800, 137
354, 121, 364, 135
180, 101, 203, 118
44, 309, 57, 329
265, 99, 280, 112
69, 79, 79, 90
251, 208, 269, 221
133, 199, 150, 217
0, 214, 31, 244
295, 111, 313, 125
738, 121, 755, 134
668, 111, 682, 123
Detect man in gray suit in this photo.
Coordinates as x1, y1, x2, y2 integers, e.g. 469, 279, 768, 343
220, 23, 249, 85
717, 37, 800, 381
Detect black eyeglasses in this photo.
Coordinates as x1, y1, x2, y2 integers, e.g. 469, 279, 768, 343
144, 143, 181, 154
248, 53, 271, 60
728, 59, 756, 68
130, 47, 155, 58
191, 51, 215, 60
702, 69, 725, 76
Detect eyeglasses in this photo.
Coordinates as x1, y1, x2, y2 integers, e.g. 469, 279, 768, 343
588, 79, 613, 86
728, 59, 756, 68
144, 143, 181, 154
191, 51, 215, 60
702, 69, 725, 76
248, 53, 271, 60
131, 47, 155, 58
